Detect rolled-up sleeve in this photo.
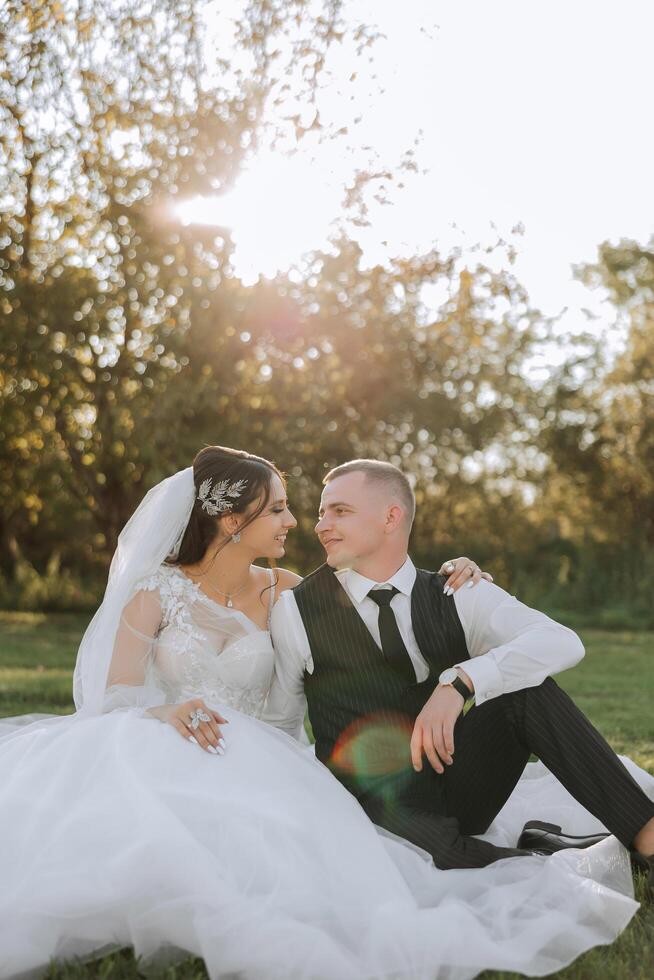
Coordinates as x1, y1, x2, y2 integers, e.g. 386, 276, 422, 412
453, 581, 585, 705
263, 590, 311, 741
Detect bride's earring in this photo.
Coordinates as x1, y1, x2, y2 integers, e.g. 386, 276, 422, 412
232, 531, 241, 543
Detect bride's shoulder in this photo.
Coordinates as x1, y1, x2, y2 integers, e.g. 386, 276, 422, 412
274, 567, 303, 596
134, 564, 182, 597
131, 565, 195, 624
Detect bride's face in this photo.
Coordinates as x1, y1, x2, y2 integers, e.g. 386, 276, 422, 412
233, 473, 297, 559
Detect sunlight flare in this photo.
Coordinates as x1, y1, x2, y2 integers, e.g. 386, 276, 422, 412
175, 152, 341, 281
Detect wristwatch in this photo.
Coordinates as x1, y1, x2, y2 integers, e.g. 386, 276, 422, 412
438, 667, 473, 701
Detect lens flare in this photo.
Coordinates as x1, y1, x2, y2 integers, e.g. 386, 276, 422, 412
330, 712, 414, 783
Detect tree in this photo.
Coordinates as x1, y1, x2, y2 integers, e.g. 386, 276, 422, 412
540, 238, 654, 548
159, 235, 543, 571
1, 1, 558, 607
0, 0, 349, 584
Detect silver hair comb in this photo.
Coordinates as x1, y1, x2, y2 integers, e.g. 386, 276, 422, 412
197, 478, 248, 516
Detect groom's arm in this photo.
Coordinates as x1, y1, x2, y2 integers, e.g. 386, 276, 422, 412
452, 580, 585, 705
263, 589, 311, 741
411, 580, 585, 773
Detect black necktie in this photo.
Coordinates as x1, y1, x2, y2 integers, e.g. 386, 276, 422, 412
367, 587, 416, 685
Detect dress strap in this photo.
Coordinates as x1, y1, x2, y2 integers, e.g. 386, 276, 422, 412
267, 568, 276, 631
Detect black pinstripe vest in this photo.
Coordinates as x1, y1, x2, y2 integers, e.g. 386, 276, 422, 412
294, 563, 469, 800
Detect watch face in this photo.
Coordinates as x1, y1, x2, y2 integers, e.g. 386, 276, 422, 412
439, 667, 458, 685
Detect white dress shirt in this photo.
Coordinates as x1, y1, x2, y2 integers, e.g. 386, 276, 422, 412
264, 558, 585, 740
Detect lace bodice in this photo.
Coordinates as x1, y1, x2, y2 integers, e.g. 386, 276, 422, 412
136, 565, 276, 719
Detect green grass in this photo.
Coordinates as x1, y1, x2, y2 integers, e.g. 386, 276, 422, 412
1, 613, 653, 980
551, 630, 654, 773
0, 611, 87, 716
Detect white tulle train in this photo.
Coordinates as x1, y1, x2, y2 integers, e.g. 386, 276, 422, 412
0, 702, 651, 980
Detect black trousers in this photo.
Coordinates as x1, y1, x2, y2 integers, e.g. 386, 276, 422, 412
357, 678, 654, 869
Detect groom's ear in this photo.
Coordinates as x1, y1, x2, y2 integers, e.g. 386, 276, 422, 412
384, 504, 405, 533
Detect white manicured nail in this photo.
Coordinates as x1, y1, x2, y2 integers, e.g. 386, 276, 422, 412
217, 746, 225, 756
446, 587, 454, 596
189, 736, 199, 744
443, 585, 449, 594
218, 738, 226, 749
207, 745, 218, 755
467, 580, 474, 589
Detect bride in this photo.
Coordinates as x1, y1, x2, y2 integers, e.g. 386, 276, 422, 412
0, 445, 651, 980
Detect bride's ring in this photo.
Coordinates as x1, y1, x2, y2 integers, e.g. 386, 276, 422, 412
189, 708, 212, 730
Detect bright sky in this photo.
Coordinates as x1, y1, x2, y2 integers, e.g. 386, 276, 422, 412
178, 0, 654, 357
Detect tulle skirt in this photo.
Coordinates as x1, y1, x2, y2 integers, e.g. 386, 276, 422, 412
0, 704, 651, 980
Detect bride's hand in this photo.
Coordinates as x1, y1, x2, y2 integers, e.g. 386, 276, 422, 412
438, 557, 493, 596
152, 699, 229, 755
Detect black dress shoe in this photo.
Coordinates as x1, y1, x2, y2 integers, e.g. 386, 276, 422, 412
517, 820, 610, 855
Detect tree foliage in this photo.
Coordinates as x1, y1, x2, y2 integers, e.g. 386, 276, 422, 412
0, 0, 347, 579
1, 4, 650, 620
540, 239, 654, 547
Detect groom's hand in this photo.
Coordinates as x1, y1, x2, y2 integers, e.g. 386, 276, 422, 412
410, 684, 467, 774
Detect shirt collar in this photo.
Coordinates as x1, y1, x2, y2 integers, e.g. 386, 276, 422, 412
336, 557, 416, 605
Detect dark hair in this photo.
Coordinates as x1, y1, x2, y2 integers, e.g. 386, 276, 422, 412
168, 446, 285, 567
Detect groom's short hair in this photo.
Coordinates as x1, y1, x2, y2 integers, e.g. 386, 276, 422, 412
323, 459, 416, 527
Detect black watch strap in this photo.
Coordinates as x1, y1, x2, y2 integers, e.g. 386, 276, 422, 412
450, 674, 472, 700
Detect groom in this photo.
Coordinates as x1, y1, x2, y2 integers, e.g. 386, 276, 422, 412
266, 459, 654, 872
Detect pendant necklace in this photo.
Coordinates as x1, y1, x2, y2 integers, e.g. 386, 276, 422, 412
201, 573, 251, 608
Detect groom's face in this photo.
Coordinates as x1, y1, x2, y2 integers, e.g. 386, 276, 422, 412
315, 472, 388, 570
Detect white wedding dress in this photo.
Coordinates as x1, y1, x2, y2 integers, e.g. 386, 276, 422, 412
0, 563, 652, 980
